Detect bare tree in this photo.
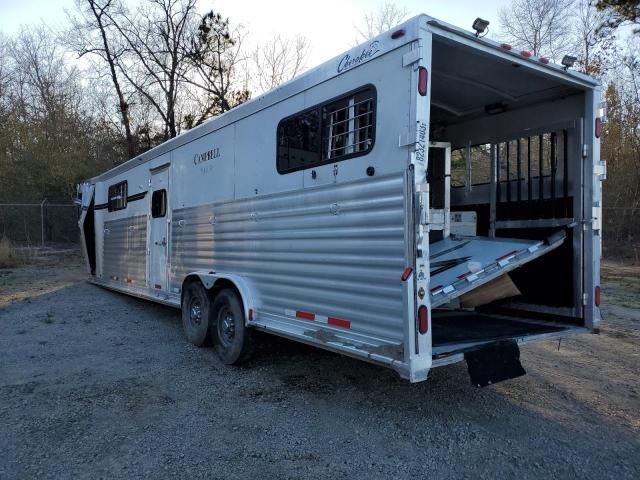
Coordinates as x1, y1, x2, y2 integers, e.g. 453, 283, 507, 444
180, 12, 250, 128
573, 0, 617, 75
498, 0, 575, 60
0, 34, 11, 108
596, 0, 640, 33
67, 0, 137, 158
5, 27, 99, 200
619, 35, 640, 102
104, 0, 199, 140
252, 34, 310, 93
355, 3, 408, 43
11, 28, 81, 122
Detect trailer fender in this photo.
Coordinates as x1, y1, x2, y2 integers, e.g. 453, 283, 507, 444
182, 272, 260, 326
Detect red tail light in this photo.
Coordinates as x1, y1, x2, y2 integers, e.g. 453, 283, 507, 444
401, 267, 413, 281
595, 286, 601, 306
418, 67, 428, 96
595, 118, 602, 138
418, 305, 429, 334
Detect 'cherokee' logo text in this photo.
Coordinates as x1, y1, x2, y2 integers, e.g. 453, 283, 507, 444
337, 41, 381, 73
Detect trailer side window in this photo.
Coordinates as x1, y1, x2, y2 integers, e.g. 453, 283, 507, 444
322, 88, 375, 160
277, 109, 321, 173
108, 181, 128, 212
151, 189, 166, 218
277, 85, 376, 174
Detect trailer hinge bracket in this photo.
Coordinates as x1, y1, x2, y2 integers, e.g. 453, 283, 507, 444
399, 127, 417, 147
582, 144, 589, 158
402, 48, 423, 68
583, 293, 588, 306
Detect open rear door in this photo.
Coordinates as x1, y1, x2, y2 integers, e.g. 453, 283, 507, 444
424, 143, 568, 308
76, 183, 96, 275
429, 232, 566, 308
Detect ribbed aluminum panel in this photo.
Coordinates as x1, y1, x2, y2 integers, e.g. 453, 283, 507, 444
103, 215, 147, 285
170, 173, 407, 342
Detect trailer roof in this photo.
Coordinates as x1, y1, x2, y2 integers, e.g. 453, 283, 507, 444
90, 14, 599, 183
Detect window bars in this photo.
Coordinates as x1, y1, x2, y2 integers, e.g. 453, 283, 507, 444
323, 95, 374, 160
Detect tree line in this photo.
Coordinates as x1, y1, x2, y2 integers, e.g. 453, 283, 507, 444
0, 0, 309, 203
0, 0, 638, 257
497, 0, 639, 257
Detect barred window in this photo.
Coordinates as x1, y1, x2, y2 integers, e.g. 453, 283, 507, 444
277, 86, 376, 174
322, 89, 374, 160
108, 181, 127, 212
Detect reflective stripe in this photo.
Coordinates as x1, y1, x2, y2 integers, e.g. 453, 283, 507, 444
285, 309, 351, 329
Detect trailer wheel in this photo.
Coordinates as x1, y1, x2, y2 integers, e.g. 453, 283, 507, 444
181, 281, 212, 347
211, 289, 253, 365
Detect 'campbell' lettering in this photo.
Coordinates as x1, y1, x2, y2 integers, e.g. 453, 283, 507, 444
193, 147, 220, 165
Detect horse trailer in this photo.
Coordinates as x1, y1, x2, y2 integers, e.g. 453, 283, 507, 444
77, 14, 605, 385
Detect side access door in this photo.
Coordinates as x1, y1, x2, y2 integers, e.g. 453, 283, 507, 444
148, 166, 170, 291
76, 182, 96, 275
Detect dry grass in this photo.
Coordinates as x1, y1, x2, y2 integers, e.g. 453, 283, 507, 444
0, 237, 18, 268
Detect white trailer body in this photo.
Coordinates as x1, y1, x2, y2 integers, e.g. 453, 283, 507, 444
77, 15, 604, 384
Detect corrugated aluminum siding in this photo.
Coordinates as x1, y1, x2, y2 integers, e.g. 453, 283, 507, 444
103, 215, 147, 285
170, 173, 407, 341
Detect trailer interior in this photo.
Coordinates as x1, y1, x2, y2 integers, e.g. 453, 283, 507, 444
426, 33, 591, 360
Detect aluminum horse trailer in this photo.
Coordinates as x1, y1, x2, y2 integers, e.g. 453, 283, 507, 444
77, 14, 605, 385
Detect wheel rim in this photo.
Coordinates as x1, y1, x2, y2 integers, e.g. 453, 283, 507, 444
217, 306, 235, 347
188, 297, 202, 327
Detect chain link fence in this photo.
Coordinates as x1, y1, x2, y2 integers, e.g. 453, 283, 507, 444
0, 201, 79, 246
0, 201, 637, 261
603, 207, 639, 263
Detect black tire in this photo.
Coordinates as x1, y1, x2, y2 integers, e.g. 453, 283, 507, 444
211, 289, 253, 365
181, 281, 211, 347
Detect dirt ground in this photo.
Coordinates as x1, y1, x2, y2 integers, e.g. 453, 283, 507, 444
1, 252, 638, 479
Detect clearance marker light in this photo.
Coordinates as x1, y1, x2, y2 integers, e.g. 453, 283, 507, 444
418, 305, 429, 334
418, 67, 428, 96
401, 267, 414, 281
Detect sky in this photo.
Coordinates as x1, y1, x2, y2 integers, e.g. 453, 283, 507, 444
0, 0, 507, 65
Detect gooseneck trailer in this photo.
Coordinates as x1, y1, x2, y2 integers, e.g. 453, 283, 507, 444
77, 15, 605, 385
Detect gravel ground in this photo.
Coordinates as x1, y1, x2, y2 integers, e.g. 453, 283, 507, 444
1, 252, 639, 479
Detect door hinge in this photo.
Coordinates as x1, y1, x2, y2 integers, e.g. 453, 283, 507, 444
417, 184, 430, 226
402, 48, 423, 68
399, 126, 417, 147
582, 144, 589, 158
583, 293, 588, 306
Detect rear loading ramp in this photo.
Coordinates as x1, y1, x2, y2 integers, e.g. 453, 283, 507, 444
429, 232, 566, 308
431, 311, 588, 386
432, 313, 567, 354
